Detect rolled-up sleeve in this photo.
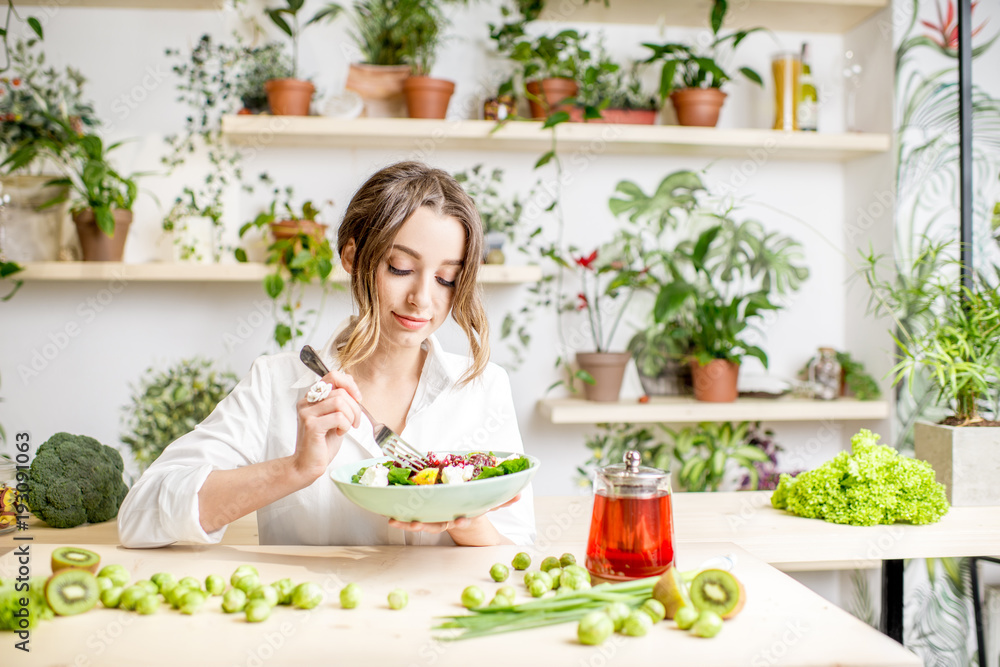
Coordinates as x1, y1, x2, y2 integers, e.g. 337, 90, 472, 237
480, 366, 536, 547
117, 357, 273, 548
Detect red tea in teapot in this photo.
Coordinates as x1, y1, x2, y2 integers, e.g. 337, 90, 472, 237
585, 490, 675, 580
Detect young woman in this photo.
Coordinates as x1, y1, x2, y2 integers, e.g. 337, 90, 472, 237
118, 161, 535, 547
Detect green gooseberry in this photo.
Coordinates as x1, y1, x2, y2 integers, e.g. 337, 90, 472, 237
151, 573, 176, 593
291, 583, 323, 610
222, 588, 247, 613
387, 589, 408, 610
641, 598, 666, 623
340, 583, 362, 609
119, 585, 149, 611
234, 573, 261, 594
497, 585, 515, 600
135, 580, 159, 596
96, 577, 114, 592
511, 552, 531, 571
249, 585, 280, 607
100, 586, 123, 609
559, 553, 577, 568
690, 610, 724, 638
205, 574, 226, 596
231, 565, 259, 587
245, 599, 271, 623
603, 602, 631, 631
489, 563, 509, 582
674, 606, 700, 630
97, 564, 129, 588
622, 610, 654, 637
577, 611, 614, 646
461, 585, 485, 609
540, 556, 560, 572
135, 595, 160, 615
178, 576, 202, 592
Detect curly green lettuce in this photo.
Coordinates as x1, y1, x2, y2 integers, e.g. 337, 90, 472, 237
771, 429, 950, 526
0, 578, 54, 631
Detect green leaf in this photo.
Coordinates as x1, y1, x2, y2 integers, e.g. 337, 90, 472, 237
659, 60, 678, 99
654, 282, 695, 321
575, 369, 595, 386
740, 67, 763, 86
710, 0, 727, 35
27, 17, 43, 39
534, 151, 556, 169
267, 9, 294, 37
264, 273, 285, 299
234, 248, 248, 263
274, 324, 292, 348
94, 207, 116, 237
733, 445, 770, 462
287, 0, 305, 11
542, 111, 570, 129
387, 467, 414, 485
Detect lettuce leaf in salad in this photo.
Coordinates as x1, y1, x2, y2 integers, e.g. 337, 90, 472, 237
388, 467, 415, 485
474, 456, 530, 480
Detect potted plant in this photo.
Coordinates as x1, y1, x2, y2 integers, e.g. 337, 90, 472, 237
263, 0, 343, 116
0, 37, 97, 262
236, 42, 294, 114
562, 238, 656, 402
36, 121, 145, 262
573, 57, 659, 125
121, 357, 238, 473
627, 320, 693, 396
399, 0, 453, 119
453, 164, 534, 264
642, 0, 763, 127
863, 246, 1000, 506
506, 29, 590, 120
235, 186, 337, 349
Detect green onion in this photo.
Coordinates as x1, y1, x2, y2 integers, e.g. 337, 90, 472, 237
434, 576, 659, 640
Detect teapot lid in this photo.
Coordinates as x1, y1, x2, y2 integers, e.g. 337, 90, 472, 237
598, 450, 669, 487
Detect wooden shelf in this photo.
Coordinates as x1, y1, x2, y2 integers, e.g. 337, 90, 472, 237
539, 0, 888, 33
15, 262, 542, 284
221, 116, 890, 162
537, 396, 891, 424
12, 0, 222, 8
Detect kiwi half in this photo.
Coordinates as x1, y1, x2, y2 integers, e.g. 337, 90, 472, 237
45, 569, 100, 616
689, 569, 746, 619
51, 546, 101, 575
652, 565, 693, 620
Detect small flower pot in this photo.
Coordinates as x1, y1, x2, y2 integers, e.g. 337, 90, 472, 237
576, 351, 632, 403
345, 63, 412, 118
265, 78, 315, 116
526, 78, 578, 120
670, 88, 727, 127
270, 219, 328, 243
567, 108, 658, 125
483, 95, 517, 121
403, 76, 456, 119
690, 359, 740, 402
73, 208, 132, 261
914, 420, 1000, 506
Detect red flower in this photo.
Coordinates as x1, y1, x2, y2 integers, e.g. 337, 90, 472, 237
922, 0, 988, 50
576, 292, 589, 311
575, 250, 598, 270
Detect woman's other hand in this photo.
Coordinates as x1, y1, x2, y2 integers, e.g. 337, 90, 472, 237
292, 370, 363, 483
388, 494, 522, 545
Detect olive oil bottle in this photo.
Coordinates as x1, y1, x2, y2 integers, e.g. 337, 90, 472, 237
798, 43, 818, 132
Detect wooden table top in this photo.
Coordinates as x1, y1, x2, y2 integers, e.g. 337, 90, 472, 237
0, 542, 920, 667
8, 492, 998, 573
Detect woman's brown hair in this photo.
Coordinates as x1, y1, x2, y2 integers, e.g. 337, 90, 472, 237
336, 161, 489, 385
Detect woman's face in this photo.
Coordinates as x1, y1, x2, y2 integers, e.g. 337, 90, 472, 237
375, 206, 466, 350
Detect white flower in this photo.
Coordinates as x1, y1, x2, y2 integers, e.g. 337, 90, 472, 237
441, 466, 468, 485
360, 464, 389, 487
306, 380, 332, 403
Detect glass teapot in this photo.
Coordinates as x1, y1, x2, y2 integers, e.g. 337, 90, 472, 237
585, 450, 675, 580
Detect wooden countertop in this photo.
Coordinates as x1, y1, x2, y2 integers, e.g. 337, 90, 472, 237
0, 542, 919, 667
9, 493, 999, 572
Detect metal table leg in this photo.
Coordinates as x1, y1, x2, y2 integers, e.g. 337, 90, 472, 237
972, 556, 1000, 667
880, 559, 904, 643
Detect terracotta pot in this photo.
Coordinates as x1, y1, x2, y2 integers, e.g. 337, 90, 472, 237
265, 78, 315, 116
0, 174, 69, 261
270, 219, 328, 242
526, 78, 578, 120
576, 351, 632, 403
345, 63, 412, 118
690, 359, 740, 402
403, 76, 456, 119
566, 108, 658, 125
72, 209, 132, 261
670, 88, 727, 127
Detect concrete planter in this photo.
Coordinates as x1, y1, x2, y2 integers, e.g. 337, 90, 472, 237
914, 420, 1000, 506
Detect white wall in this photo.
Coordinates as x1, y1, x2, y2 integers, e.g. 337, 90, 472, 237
1, 2, 885, 499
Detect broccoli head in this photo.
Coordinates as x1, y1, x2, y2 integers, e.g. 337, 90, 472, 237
27, 432, 129, 529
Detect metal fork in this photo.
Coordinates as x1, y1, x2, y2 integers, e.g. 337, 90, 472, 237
299, 345, 427, 471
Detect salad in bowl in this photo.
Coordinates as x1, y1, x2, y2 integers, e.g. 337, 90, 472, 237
331, 450, 539, 523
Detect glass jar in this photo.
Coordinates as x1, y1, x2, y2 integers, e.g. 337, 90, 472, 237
0, 459, 18, 534
585, 450, 675, 580
809, 347, 842, 400
772, 51, 802, 131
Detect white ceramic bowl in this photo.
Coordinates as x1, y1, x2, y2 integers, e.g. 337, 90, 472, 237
330, 451, 539, 523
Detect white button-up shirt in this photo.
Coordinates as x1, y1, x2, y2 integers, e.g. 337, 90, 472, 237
117, 333, 536, 548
